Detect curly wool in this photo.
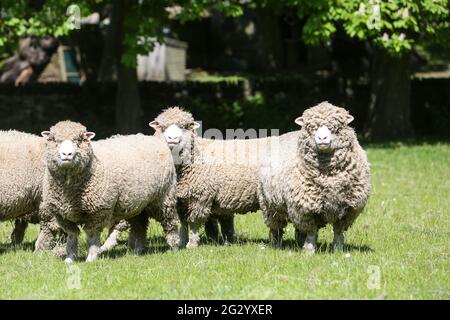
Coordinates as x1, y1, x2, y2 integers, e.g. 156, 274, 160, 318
0, 130, 63, 253
154, 107, 274, 246
258, 102, 371, 244
41, 121, 179, 261
155, 106, 196, 130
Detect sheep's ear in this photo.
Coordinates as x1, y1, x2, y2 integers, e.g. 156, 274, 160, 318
149, 120, 160, 130
41, 131, 51, 138
192, 121, 200, 130
84, 132, 96, 140
346, 115, 354, 124
294, 117, 304, 126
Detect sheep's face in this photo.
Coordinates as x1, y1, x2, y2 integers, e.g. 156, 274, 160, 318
150, 120, 199, 152
42, 121, 95, 172
295, 102, 354, 154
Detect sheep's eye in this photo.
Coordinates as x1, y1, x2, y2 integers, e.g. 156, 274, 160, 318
309, 125, 318, 133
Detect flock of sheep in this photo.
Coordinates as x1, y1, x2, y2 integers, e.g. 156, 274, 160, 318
0, 101, 370, 263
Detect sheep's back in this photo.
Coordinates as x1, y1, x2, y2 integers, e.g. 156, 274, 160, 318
92, 134, 175, 216
0, 131, 45, 220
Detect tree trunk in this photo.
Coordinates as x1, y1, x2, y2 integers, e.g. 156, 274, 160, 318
364, 48, 413, 139
253, 8, 283, 71
97, 3, 120, 82
114, 0, 142, 134
115, 63, 142, 133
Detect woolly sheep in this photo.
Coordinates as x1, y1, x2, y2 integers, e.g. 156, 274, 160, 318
150, 107, 270, 248
258, 101, 371, 252
0, 130, 64, 254
40, 121, 179, 263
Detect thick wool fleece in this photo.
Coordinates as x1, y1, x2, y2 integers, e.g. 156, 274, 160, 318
155, 107, 196, 131
0, 130, 64, 253
258, 102, 371, 249
154, 107, 272, 247
41, 121, 179, 262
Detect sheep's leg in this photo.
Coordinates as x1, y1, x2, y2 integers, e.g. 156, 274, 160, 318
220, 215, 235, 245
11, 219, 28, 245
155, 212, 180, 250
295, 228, 306, 247
128, 214, 148, 254
204, 217, 220, 243
85, 232, 101, 262
332, 225, 344, 253
179, 220, 189, 248
100, 220, 130, 253
303, 227, 317, 254
186, 222, 201, 249
35, 226, 56, 252
269, 228, 284, 247
100, 229, 121, 253
55, 216, 79, 264
35, 218, 67, 257
65, 234, 79, 264
157, 188, 181, 249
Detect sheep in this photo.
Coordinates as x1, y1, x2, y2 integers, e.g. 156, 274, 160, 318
40, 120, 179, 263
0, 130, 65, 254
150, 107, 270, 248
258, 101, 371, 253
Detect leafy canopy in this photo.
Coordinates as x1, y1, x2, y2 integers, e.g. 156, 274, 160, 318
262, 0, 450, 55
0, 0, 243, 64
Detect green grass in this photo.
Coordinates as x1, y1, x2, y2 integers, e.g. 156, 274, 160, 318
0, 142, 449, 299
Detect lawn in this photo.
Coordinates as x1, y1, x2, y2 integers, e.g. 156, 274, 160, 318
0, 142, 448, 299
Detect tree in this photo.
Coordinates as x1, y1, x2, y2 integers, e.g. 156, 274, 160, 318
0, 0, 243, 133
263, 0, 449, 139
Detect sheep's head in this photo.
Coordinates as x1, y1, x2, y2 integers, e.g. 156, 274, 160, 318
150, 107, 199, 164
41, 121, 95, 172
295, 101, 355, 154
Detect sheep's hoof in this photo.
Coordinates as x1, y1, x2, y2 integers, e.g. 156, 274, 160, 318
333, 243, 344, 253
85, 255, 97, 263
303, 243, 316, 254
132, 246, 144, 254
186, 241, 199, 249
64, 257, 75, 264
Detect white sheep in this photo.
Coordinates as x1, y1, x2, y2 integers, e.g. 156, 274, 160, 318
40, 121, 179, 263
258, 102, 371, 252
0, 130, 64, 253
150, 107, 271, 248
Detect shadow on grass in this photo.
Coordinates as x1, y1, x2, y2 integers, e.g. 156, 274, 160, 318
232, 236, 374, 254
100, 236, 171, 260
0, 241, 35, 255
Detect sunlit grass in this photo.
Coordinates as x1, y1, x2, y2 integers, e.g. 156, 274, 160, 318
0, 142, 449, 299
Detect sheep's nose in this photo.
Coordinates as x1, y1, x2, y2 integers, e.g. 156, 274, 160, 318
62, 151, 73, 157
167, 136, 179, 143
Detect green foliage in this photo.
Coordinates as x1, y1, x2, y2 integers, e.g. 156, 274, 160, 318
275, 0, 450, 56
0, 0, 244, 67
0, 143, 448, 299
0, 0, 92, 53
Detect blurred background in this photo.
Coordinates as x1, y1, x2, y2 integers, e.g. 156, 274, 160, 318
0, 0, 449, 140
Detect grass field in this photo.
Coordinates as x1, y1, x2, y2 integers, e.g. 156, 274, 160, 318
0, 142, 449, 299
